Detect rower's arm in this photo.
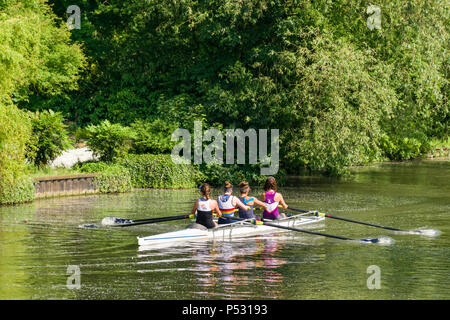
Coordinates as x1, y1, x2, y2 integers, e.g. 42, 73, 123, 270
211, 200, 222, 217
253, 198, 267, 209
234, 197, 250, 211
191, 201, 198, 215
278, 193, 288, 209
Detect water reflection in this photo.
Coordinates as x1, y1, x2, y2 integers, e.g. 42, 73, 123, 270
137, 235, 288, 299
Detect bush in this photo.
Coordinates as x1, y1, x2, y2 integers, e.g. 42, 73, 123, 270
77, 162, 133, 193
0, 98, 34, 204
26, 110, 72, 167
117, 154, 201, 188
199, 163, 286, 187
76, 161, 113, 174
379, 133, 430, 161
130, 119, 179, 154
77, 155, 286, 190
84, 120, 136, 162
0, 176, 35, 205
92, 165, 133, 194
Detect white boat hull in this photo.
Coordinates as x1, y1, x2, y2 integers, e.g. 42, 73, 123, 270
138, 214, 324, 246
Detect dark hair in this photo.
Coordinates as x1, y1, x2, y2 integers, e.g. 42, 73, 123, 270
200, 183, 211, 199
264, 176, 277, 191
239, 181, 250, 192
224, 181, 233, 192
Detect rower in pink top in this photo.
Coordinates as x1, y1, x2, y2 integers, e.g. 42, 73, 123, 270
261, 177, 288, 220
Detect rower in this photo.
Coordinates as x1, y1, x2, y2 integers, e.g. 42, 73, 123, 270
191, 183, 221, 229
217, 181, 250, 225
261, 177, 288, 220
238, 181, 267, 220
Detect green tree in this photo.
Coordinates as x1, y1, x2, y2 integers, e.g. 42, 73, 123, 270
35, 0, 449, 175
26, 110, 73, 167
0, 0, 85, 203
0, 0, 85, 101
84, 120, 136, 162
0, 97, 34, 204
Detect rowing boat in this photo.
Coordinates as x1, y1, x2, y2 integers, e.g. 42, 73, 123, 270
137, 212, 325, 246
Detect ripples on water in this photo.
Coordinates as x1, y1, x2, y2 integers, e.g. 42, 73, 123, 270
0, 160, 449, 299
134, 234, 324, 300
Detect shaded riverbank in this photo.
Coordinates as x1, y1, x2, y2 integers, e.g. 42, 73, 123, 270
6, 145, 446, 206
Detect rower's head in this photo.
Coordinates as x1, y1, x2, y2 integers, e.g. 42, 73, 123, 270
239, 181, 250, 194
264, 176, 277, 192
224, 181, 233, 194
200, 183, 211, 199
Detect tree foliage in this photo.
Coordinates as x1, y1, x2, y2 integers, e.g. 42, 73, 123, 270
26, 110, 73, 167
0, 0, 85, 203
84, 120, 136, 162
0, 97, 34, 204
0, 0, 85, 101
20, 0, 450, 175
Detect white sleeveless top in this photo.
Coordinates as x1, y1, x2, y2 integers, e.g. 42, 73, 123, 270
218, 195, 235, 215
197, 198, 212, 212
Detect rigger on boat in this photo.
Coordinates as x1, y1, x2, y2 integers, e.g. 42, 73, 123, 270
138, 177, 312, 246
100, 176, 439, 247
137, 210, 324, 246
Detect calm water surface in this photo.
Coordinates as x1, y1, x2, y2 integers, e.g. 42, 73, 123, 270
0, 160, 448, 299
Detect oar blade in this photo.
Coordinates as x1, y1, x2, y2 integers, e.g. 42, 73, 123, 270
78, 223, 100, 229
101, 217, 133, 226
360, 236, 395, 245
360, 238, 379, 244
101, 214, 194, 227
394, 228, 441, 237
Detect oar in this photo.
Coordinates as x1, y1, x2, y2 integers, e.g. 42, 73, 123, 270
226, 216, 381, 243
102, 214, 195, 227
286, 206, 403, 231
103, 210, 230, 228
285, 206, 441, 237
252, 204, 401, 231
103, 208, 244, 228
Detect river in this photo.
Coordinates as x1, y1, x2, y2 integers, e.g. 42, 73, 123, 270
0, 160, 448, 300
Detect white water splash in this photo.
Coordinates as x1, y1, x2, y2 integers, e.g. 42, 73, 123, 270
101, 217, 118, 226
396, 228, 441, 237
375, 236, 395, 246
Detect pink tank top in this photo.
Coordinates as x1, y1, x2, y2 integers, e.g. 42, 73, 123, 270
263, 191, 279, 219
